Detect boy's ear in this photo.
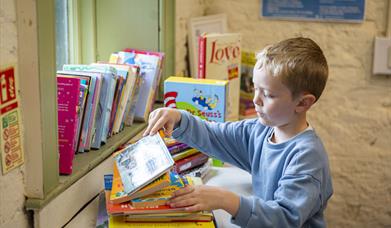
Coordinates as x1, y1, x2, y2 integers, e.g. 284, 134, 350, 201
295, 93, 316, 113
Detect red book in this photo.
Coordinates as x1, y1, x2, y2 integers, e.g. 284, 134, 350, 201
174, 152, 209, 174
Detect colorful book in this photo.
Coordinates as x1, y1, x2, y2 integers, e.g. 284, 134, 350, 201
240, 50, 256, 116
130, 172, 186, 208
114, 133, 174, 196
111, 50, 163, 122
109, 215, 216, 227
110, 162, 170, 204
164, 76, 229, 123
56, 76, 80, 174
198, 33, 241, 121
172, 148, 199, 161
167, 142, 191, 155
174, 152, 209, 174
62, 64, 118, 146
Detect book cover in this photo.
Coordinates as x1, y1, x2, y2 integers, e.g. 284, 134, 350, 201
110, 162, 170, 204
130, 172, 185, 208
111, 50, 162, 122
198, 33, 241, 121
240, 50, 256, 116
174, 152, 209, 174
164, 76, 228, 123
56, 76, 80, 174
109, 215, 215, 227
114, 133, 174, 196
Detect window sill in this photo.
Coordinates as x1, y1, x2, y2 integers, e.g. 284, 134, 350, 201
25, 122, 147, 210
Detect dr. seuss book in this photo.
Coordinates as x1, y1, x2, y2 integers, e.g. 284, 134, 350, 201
114, 133, 174, 196
198, 33, 241, 121
164, 77, 228, 123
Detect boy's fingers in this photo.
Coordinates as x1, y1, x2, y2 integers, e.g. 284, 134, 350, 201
143, 111, 160, 136
149, 117, 168, 136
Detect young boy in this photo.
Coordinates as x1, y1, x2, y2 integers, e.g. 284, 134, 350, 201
144, 37, 333, 227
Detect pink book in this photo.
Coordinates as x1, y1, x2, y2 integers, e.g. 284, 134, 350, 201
57, 76, 81, 174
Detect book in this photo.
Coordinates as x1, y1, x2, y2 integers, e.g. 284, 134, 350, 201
198, 33, 241, 121
111, 50, 163, 122
174, 152, 209, 174
168, 142, 191, 155
240, 50, 256, 116
96, 191, 109, 228
164, 76, 229, 123
182, 158, 212, 180
172, 148, 199, 161
110, 162, 171, 204
109, 215, 216, 228
130, 172, 186, 208
61, 64, 118, 146
114, 133, 174, 196
56, 76, 81, 174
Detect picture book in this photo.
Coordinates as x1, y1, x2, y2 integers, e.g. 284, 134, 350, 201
198, 33, 241, 121
110, 50, 162, 122
130, 172, 186, 208
114, 133, 174, 196
109, 215, 216, 228
240, 50, 256, 116
164, 76, 228, 123
58, 70, 102, 151
174, 152, 209, 174
62, 64, 118, 145
56, 76, 80, 174
110, 162, 170, 204
172, 148, 199, 161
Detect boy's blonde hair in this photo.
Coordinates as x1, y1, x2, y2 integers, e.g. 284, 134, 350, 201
255, 37, 328, 101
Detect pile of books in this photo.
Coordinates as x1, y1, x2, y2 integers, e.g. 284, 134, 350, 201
164, 137, 212, 179
97, 132, 216, 227
56, 49, 164, 175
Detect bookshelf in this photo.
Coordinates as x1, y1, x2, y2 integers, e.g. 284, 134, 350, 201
17, 0, 174, 225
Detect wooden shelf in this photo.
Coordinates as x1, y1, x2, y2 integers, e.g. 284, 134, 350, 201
25, 122, 147, 210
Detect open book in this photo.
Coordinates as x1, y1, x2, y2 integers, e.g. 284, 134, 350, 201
114, 133, 174, 196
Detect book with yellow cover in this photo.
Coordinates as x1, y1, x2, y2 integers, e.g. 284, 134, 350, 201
110, 215, 216, 228
130, 172, 186, 208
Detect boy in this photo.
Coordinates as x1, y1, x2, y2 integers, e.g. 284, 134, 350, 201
144, 37, 333, 227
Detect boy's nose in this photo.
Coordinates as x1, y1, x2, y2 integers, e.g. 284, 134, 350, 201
253, 95, 263, 106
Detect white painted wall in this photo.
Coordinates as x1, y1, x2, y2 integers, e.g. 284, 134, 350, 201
0, 0, 30, 227
175, 0, 391, 227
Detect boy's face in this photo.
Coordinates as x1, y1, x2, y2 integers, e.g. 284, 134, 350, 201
252, 68, 298, 127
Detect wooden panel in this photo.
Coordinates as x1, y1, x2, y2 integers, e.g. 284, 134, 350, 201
95, 0, 159, 61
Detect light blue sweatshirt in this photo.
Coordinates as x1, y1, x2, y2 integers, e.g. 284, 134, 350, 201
172, 111, 333, 228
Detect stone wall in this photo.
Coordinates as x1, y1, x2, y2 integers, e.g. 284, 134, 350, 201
0, 0, 30, 227
176, 0, 391, 227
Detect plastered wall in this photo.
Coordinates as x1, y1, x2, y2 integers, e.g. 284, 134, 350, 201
175, 0, 391, 227
0, 0, 30, 227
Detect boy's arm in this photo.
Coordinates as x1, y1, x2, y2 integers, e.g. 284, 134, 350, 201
172, 110, 256, 170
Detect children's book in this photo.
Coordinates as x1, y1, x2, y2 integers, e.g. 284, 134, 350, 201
56, 76, 80, 174
110, 162, 170, 204
110, 50, 163, 122
174, 152, 209, 174
109, 215, 216, 228
240, 50, 256, 117
130, 172, 186, 208
114, 133, 174, 196
198, 33, 241, 121
62, 64, 118, 146
164, 76, 228, 123
172, 148, 199, 161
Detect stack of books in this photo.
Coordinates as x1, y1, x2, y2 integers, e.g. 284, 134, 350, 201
56, 49, 164, 175
97, 132, 216, 227
163, 137, 212, 179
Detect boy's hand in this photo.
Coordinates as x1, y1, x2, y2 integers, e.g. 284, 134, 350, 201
167, 185, 240, 216
143, 107, 182, 137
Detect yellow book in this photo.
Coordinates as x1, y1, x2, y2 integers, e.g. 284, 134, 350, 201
109, 216, 216, 228
110, 162, 170, 204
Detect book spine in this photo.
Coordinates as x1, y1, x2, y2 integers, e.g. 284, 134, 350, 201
174, 153, 209, 174
198, 36, 206, 79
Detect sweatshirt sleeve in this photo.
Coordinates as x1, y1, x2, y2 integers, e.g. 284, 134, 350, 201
232, 173, 322, 227
172, 110, 254, 171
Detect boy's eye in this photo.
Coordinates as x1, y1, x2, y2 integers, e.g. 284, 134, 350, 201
263, 91, 274, 98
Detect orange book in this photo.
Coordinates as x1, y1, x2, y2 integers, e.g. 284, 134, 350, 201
110, 162, 170, 204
